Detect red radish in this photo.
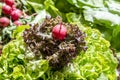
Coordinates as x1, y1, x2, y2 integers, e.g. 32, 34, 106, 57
2, 4, 12, 15
0, 17, 10, 27
11, 9, 22, 21
52, 23, 67, 40
5, 0, 14, 7
13, 20, 22, 26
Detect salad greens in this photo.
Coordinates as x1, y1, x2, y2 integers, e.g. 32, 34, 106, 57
0, 25, 48, 79
0, 0, 119, 80
66, 0, 120, 51
0, 22, 117, 80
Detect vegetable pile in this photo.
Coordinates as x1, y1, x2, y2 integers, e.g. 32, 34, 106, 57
0, 0, 23, 46
0, 0, 119, 80
1, 0, 23, 26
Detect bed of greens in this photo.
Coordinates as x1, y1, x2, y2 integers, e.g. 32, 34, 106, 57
0, 0, 120, 80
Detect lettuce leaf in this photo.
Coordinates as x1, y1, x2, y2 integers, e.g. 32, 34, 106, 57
12, 25, 30, 39
0, 26, 49, 79
60, 27, 117, 80
66, 0, 120, 51
0, 36, 26, 79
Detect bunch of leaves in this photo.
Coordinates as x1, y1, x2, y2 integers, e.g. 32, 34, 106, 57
0, 25, 27, 79
0, 25, 49, 80
23, 16, 87, 70
64, 0, 120, 51
61, 27, 117, 80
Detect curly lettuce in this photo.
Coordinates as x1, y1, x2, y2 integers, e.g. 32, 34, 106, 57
66, 0, 120, 51
0, 25, 48, 80
62, 27, 117, 80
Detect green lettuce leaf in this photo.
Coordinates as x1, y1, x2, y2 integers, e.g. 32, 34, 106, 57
61, 27, 117, 80
12, 25, 30, 39
30, 10, 48, 24
26, 60, 48, 79
0, 26, 49, 79
26, 1, 44, 13
66, 0, 120, 51
0, 37, 26, 79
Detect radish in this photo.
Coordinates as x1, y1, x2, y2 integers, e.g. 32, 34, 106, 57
5, 0, 14, 7
13, 20, 22, 26
2, 4, 12, 15
11, 9, 22, 21
0, 17, 10, 27
52, 23, 67, 40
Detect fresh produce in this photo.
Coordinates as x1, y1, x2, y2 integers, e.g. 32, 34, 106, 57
2, 4, 11, 15
23, 16, 87, 70
13, 20, 22, 26
52, 23, 67, 40
0, 0, 120, 80
0, 17, 10, 27
0, 0, 29, 45
66, 0, 120, 51
5, 0, 14, 7
11, 9, 22, 21
0, 22, 117, 79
